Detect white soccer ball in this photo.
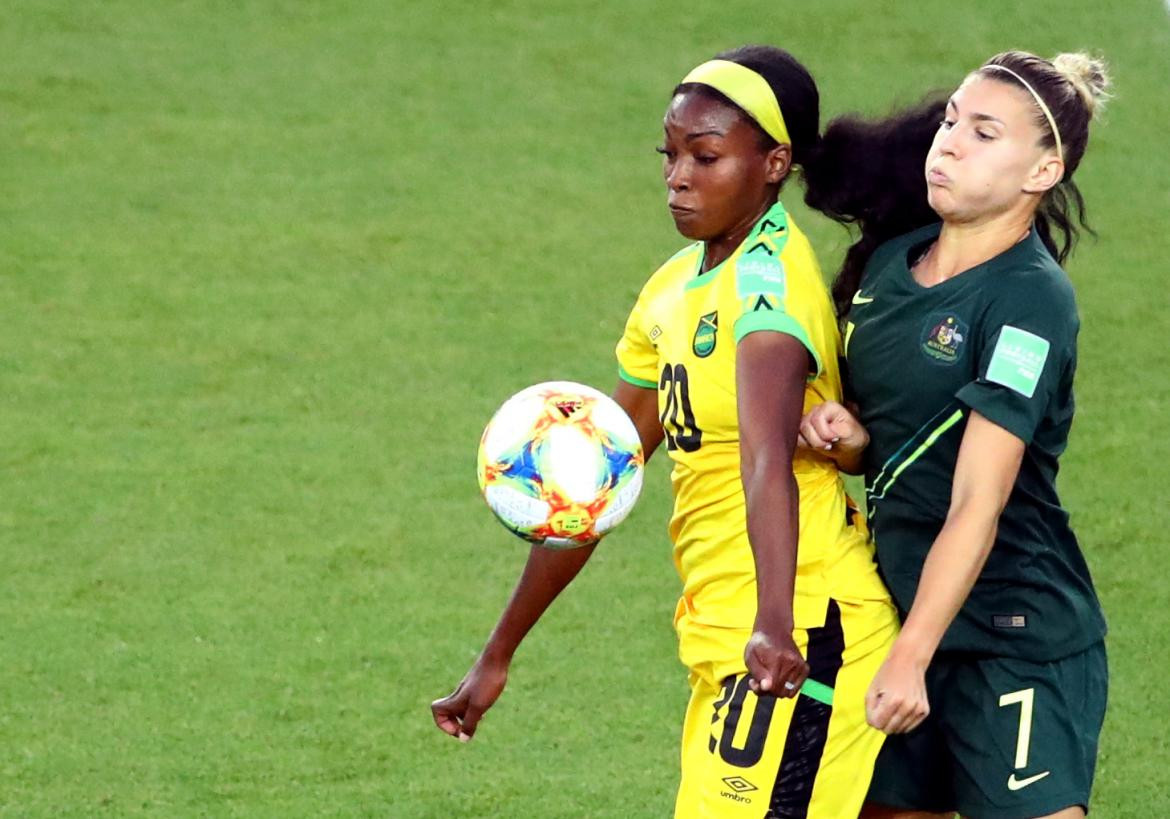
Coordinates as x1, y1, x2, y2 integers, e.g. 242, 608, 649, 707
476, 381, 645, 548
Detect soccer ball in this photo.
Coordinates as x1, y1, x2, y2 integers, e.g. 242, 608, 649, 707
477, 381, 645, 548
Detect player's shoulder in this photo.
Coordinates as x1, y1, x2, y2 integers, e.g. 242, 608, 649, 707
774, 212, 820, 272
989, 234, 1079, 321
642, 241, 702, 293
1004, 238, 1074, 295
746, 211, 825, 306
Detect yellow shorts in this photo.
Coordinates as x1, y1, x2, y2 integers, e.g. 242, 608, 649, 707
675, 596, 898, 818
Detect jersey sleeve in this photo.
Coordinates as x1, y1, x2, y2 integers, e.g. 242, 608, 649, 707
615, 283, 659, 389
955, 275, 1078, 444
731, 240, 824, 378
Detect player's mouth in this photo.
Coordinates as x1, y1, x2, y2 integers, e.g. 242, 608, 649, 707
927, 167, 950, 186
668, 203, 696, 217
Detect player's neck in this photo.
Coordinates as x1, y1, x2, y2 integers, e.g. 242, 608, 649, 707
702, 199, 774, 273
917, 210, 1033, 286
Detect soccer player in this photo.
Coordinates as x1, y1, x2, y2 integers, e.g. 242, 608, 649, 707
798, 51, 1111, 818
432, 45, 900, 816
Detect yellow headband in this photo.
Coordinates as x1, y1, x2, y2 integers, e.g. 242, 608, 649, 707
982, 64, 1064, 161
681, 59, 791, 146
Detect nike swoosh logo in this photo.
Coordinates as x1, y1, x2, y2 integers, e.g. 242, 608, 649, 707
852, 292, 875, 305
1007, 771, 1051, 791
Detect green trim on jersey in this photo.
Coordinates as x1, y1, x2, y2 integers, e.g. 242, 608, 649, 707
868, 406, 965, 511
684, 200, 790, 291
734, 310, 823, 378
683, 244, 721, 291
724, 201, 818, 375
618, 364, 656, 389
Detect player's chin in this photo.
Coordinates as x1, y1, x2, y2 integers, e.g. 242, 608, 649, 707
668, 209, 708, 240
926, 187, 961, 220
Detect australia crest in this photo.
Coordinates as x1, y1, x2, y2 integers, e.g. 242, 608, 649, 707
921, 314, 968, 364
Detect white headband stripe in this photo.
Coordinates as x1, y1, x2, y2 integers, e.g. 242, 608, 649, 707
982, 64, 1064, 160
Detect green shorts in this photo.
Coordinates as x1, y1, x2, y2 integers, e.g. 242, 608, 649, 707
867, 641, 1107, 819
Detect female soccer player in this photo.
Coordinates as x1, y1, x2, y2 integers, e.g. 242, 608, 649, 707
797, 51, 1110, 819
432, 45, 900, 817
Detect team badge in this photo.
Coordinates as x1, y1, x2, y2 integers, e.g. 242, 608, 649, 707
692, 312, 718, 357
921, 314, 968, 364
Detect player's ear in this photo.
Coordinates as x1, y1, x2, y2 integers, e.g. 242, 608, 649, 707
765, 143, 792, 185
1022, 153, 1064, 194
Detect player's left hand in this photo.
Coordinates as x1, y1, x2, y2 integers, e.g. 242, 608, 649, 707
744, 627, 809, 699
797, 400, 868, 454
865, 649, 930, 734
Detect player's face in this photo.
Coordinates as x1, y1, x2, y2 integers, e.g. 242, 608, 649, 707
659, 91, 782, 242
925, 76, 1062, 224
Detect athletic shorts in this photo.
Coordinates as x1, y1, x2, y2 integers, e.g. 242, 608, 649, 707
675, 596, 898, 818
866, 641, 1108, 818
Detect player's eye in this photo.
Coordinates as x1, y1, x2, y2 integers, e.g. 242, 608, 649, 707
975, 130, 994, 142
655, 145, 675, 159
940, 119, 956, 130
695, 154, 717, 165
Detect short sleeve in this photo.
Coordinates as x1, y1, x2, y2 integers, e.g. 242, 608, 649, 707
955, 278, 1078, 444
615, 285, 659, 389
731, 241, 823, 378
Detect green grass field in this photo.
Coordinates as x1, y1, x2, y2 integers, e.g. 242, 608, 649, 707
2, 1, 1168, 815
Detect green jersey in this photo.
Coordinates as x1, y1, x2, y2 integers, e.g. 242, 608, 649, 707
846, 223, 1106, 660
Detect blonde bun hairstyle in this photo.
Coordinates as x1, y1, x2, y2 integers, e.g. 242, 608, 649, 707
1051, 52, 1111, 119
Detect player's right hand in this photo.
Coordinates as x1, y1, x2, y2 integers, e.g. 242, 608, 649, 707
744, 627, 809, 699
430, 658, 508, 742
797, 401, 868, 454
864, 646, 930, 734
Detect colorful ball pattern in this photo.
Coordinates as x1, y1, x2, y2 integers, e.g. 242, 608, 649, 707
477, 381, 645, 548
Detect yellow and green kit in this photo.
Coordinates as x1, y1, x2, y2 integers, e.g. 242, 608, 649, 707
616, 199, 897, 817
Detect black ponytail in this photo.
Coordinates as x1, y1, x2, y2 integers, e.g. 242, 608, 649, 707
802, 96, 947, 317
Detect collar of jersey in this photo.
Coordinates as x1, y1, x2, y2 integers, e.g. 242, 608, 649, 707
684, 199, 789, 291
900, 222, 1048, 291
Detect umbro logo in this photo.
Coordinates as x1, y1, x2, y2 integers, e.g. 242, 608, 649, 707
721, 776, 757, 794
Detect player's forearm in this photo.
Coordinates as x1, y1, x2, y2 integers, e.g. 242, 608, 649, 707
744, 465, 800, 632
894, 506, 998, 665
895, 412, 1023, 665
480, 543, 596, 664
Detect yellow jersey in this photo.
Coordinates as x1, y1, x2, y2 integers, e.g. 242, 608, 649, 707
615, 200, 889, 683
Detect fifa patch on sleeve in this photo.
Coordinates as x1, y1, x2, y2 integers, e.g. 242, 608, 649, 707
985, 325, 1050, 398
736, 257, 786, 301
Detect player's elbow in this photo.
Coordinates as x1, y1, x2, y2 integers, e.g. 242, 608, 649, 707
742, 461, 798, 506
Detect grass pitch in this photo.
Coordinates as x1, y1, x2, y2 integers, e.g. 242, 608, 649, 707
1, 1, 1167, 815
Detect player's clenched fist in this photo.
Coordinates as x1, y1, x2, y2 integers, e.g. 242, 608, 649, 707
798, 400, 868, 454
744, 627, 809, 699
864, 650, 930, 735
